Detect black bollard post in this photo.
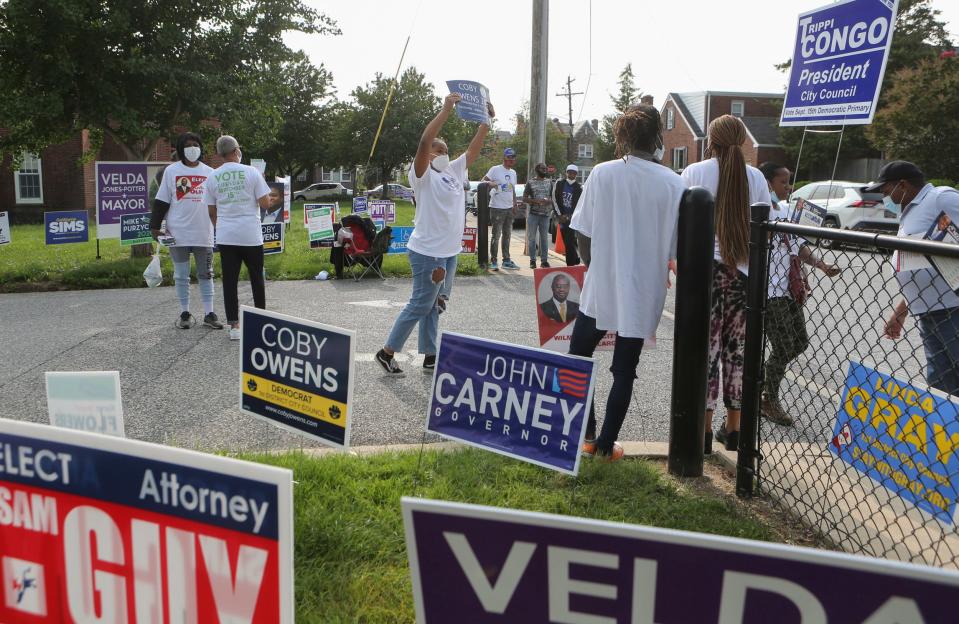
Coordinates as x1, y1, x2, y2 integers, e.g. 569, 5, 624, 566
736, 202, 771, 497
476, 182, 491, 268
668, 187, 715, 477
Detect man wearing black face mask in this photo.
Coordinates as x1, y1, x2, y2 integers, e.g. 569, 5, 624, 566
553, 164, 582, 265
524, 163, 554, 268
874, 161, 959, 394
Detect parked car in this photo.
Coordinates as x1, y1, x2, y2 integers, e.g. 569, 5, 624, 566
789, 180, 895, 234
293, 182, 352, 201
466, 181, 480, 209
366, 183, 414, 200
512, 184, 526, 228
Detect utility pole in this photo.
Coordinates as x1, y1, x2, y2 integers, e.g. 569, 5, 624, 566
556, 75, 583, 163
528, 0, 548, 180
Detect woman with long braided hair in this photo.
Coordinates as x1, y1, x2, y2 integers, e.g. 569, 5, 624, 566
681, 114, 771, 452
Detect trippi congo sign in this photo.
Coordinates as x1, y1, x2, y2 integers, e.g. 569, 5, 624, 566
0, 418, 293, 622
403, 497, 959, 623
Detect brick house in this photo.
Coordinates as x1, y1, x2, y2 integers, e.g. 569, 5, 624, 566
552, 118, 600, 181
661, 91, 786, 173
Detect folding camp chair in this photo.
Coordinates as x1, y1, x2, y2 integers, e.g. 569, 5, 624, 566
345, 225, 392, 281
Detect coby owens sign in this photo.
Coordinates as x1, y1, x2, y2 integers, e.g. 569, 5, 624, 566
403, 497, 959, 623
0, 418, 293, 622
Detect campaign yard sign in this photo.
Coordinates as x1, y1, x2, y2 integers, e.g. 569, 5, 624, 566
389, 226, 414, 254
119, 212, 152, 246
262, 222, 285, 255
832, 361, 959, 525
305, 204, 336, 249
45, 371, 124, 438
534, 266, 615, 353
461, 227, 477, 254
402, 497, 959, 623
44, 211, 88, 245
0, 418, 293, 623
781, 0, 899, 126
427, 332, 596, 475
240, 306, 355, 449
0, 211, 9, 246
352, 195, 368, 214
95, 161, 168, 239
446, 80, 490, 123
369, 200, 396, 224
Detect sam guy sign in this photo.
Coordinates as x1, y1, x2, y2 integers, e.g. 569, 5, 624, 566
403, 497, 959, 623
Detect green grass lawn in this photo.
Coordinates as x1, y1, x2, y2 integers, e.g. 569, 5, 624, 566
0, 199, 479, 292
249, 448, 774, 623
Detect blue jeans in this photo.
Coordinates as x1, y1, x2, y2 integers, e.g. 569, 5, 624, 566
918, 307, 959, 395
527, 213, 551, 263
385, 250, 457, 355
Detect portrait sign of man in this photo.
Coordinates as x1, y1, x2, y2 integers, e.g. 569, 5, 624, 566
540, 273, 579, 324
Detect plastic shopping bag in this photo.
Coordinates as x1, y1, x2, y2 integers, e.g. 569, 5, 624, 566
143, 247, 163, 288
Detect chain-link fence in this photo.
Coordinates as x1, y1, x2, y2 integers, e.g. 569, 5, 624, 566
741, 216, 959, 569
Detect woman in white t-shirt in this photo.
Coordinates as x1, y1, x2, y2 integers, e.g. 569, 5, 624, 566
568, 104, 686, 461
375, 93, 493, 376
204, 135, 271, 340
150, 132, 221, 330
681, 115, 771, 452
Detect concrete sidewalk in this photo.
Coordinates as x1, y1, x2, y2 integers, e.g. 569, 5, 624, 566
465, 212, 571, 277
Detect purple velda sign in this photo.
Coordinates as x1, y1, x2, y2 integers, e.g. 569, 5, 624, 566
402, 497, 959, 623
427, 332, 596, 475
96, 161, 169, 239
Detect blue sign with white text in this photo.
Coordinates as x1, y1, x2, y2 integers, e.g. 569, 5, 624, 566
44, 210, 89, 245
352, 195, 368, 214
781, 0, 898, 126
446, 80, 490, 123
832, 361, 959, 525
388, 226, 414, 254
427, 332, 596, 475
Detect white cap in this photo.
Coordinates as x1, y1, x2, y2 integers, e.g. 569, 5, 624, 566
566, 164, 579, 173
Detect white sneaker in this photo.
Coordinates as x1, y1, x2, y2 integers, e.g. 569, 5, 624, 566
229, 327, 241, 341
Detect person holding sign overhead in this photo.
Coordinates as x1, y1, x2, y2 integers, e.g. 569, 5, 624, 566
205, 135, 272, 341
375, 93, 494, 376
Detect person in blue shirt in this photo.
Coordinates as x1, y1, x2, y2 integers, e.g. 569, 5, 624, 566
552, 164, 582, 266
875, 161, 959, 395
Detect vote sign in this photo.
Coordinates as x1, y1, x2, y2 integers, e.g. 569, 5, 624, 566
427, 332, 596, 475
781, 0, 899, 126
240, 306, 355, 449
445, 80, 490, 123
402, 497, 959, 623
262, 222, 285, 255
0, 418, 293, 623
369, 200, 396, 224
44, 211, 89, 245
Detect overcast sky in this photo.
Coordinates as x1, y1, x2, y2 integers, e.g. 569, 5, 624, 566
290, 0, 959, 132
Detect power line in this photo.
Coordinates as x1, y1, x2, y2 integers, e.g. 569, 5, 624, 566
556, 76, 584, 162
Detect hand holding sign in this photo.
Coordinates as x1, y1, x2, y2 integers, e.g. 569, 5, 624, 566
443, 93, 461, 113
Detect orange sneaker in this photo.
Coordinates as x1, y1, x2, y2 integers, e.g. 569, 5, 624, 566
582, 441, 624, 462
581, 440, 596, 456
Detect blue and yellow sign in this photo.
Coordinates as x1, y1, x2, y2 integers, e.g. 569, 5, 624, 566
832, 361, 959, 524
240, 306, 355, 449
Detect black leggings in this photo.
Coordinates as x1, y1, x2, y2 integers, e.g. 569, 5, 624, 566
219, 244, 265, 323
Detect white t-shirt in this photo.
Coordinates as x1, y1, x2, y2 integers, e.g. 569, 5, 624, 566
485, 164, 517, 209
204, 162, 271, 246
570, 156, 686, 339
767, 200, 801, 299
155, 161, 215, 247
406, 155, 468, 258
681, 158, 771, 276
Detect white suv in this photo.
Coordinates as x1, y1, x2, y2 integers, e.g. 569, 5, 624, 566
293, 182, 352, 201
789, 180, 896, 234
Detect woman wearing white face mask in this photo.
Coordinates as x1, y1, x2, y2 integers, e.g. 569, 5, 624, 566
375, 93, 493, 376
150, 132, 222, 330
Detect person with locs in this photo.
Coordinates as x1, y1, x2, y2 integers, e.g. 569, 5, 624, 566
568, 103, 685, 462
150, 132, 222, 330
524, 163, 554, 269
759, 162, 840, 426
375, 94, 494, 377
553, 164, 582, 266
878, 161, 959, 395
483, 148, 520, 271
681, 114, 770, 453
204, 135, 272, 341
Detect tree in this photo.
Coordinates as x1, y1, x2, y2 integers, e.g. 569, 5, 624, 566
0, 0, 338, 161
867, 57, 959, 178
595, 64, 643, 162
508, 111, 567, 183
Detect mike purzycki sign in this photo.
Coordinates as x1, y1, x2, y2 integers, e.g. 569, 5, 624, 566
426, 332, 596, 475
402, 497, 959, 623
0, 418, 293, 622
781, 0, 899, 126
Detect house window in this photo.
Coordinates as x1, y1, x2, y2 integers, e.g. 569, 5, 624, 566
666, 108, 675, 130
672, 147, 687, 171
581, 167, 593, 181
14, 152, 43, 204
321, 168, 333, 182
340, 168, 351, 182
296, 170, 308, 182
577, 144, 593, 158
731, 100, 744, 117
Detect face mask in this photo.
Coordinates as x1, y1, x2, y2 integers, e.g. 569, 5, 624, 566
652, 135, 665, 162
536, 169, 547, 177
882, 182, 902, 215
431, 154, 450, 171
236, 149, 243, 162
770, 191, 779, 203
183, 146, 201, 163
